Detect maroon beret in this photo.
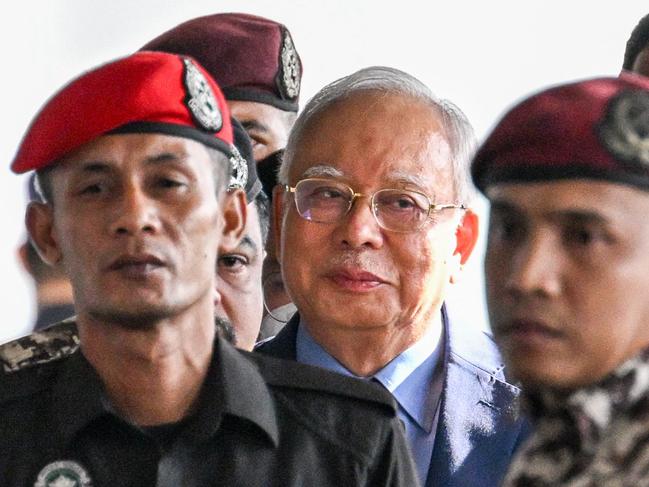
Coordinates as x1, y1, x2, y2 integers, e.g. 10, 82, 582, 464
472, 73, 649, 193
141, 13, 302, 112
11, 51, 233, 174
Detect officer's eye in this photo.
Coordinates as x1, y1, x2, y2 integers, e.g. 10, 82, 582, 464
79, 183, 104, 195
218, 254, 249, 273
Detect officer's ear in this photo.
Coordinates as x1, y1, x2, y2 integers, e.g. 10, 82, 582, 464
449, 209, 479, 285
219, 188, 246, 253
25, 201, 62, 266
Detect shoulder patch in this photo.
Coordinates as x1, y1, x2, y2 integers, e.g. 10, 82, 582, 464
0, 319, 79, 374
245, 351, 396, 413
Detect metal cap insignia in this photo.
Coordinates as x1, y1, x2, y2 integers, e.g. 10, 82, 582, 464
35, 460, 92, 487
277, 29, 301, 101
183, 58, 223, 132
228, 145, 248, 191
600, 89, 649, 167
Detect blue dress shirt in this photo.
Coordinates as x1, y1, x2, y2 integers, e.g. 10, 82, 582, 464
296, 319, 445, 485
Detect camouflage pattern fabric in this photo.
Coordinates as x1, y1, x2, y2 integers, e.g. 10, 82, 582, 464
503, 348, 649, 487
0, 320, 79, 374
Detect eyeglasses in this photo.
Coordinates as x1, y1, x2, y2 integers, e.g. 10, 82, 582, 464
285, 178, 465, 233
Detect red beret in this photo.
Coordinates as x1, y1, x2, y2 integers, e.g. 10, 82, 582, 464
472, 73, 649, 193
11, 51, 233, 174
141, 13, 302, 112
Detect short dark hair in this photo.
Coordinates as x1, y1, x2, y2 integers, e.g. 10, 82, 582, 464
623, 13, 649, 70
35, 144, 231, 205
253, 189, 270, 245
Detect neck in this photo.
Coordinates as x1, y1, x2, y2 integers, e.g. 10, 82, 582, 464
77, 303, 215, 426
305, 310, 442, 377
35, 279, 74, 308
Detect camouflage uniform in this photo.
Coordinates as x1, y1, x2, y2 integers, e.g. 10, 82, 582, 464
503, 348, 649, 487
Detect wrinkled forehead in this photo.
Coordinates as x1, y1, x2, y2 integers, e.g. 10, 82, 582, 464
290, 92, 454, 193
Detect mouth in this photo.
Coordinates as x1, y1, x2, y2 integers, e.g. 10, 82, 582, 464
326, 268, 388, 292
107, 254, 166, 278
497, 319, 564, 347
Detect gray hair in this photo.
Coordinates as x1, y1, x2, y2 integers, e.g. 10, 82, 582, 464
278, 66, 476, 204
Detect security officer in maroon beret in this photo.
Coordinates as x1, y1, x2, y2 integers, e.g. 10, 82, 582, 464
0, 51, 418, 486
142, 12, 303, 340
473, 73, 649, 486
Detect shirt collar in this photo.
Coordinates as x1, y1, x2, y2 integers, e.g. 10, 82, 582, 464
296, 315, 444, 432
53, 337, 280, 448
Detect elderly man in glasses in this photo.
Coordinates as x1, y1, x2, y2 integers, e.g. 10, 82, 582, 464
256, 66, 529, 487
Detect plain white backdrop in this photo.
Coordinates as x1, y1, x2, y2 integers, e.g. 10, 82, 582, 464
1, 1, 647, 342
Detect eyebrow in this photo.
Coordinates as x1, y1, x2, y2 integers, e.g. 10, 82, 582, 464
490, 199, 610, 225
237, 235, 258, 253
145, 151, 189, 165
302, 165, 345, 179
240, 120, 269, 134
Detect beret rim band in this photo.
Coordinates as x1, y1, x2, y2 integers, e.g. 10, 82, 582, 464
108, 121, 233, 159
476, 163, 649, 193
223, 87, 298, 112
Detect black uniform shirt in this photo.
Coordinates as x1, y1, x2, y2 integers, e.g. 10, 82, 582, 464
0, 323, 419, 487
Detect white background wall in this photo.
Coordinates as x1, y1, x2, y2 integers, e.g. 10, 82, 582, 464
1, 1, 647, 342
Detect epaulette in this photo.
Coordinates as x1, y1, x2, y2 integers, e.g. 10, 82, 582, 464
0, 319, 80, 374
244, 351, 397, 414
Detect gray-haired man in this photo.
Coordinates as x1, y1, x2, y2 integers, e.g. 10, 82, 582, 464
257, 66, 528, 487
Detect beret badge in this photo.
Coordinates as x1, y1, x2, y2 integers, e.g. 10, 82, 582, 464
278, 29, 301, 101
183, 58, 223, 132
600, 90, 649, 168
228, 145, 248, 191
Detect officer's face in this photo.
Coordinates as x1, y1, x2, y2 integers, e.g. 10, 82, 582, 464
215, 201, 265, 350
228, 100, 295, 321
228, 101, 293, 161
28, 133, 240, 326
278, 91, 477, 343
486, 180, 649, 390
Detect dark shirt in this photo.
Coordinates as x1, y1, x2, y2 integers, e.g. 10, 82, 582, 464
0, 323, 419, 487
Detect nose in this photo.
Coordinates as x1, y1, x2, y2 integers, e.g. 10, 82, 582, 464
335, 196, 384, 249
109, 183, 160, 237
505, 231, 562, 299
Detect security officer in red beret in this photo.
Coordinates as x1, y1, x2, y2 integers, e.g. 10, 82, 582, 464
473, 73, 649, 486
142, 12, 302, 339
0, 51, 419, 486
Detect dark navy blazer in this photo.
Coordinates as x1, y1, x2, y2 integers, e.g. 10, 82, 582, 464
255, 306, 530, 487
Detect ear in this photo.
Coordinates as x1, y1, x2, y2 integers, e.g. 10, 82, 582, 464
219, 188, 247, 253
449, 209, 479, 284
25, 202, 62, 266
272, 185, 286, 263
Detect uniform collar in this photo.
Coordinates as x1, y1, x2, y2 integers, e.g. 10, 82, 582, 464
525, 346, 649, 451
52, 335, 280, 448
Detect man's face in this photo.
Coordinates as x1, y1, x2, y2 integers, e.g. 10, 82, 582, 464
29, 133, 231, 326
228, 100, 293, 161
632, 47, 649, 77
486, 180, 649, 390
215, 202, 265, 350
278, 91, 475, 341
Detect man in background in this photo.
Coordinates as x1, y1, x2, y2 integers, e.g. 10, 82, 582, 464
472, 73, 649, 486
143, 12, 301, 339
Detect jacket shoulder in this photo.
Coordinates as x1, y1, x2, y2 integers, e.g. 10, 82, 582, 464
0, 319, 79, 374
245, 351, 397, 415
